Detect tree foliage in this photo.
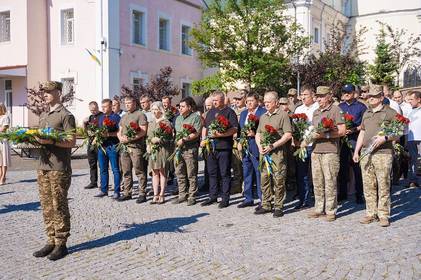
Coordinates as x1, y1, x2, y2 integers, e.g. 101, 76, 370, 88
190, 0, 308, 95
25, 84, 78, 116
368, 26, 398, 88
380, 22, 421, 86
295, 22, 367, 95
120, 66, 179, 102
192, 71, 227, 97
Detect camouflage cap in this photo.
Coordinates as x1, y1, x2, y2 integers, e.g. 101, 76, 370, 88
40, 81, 62, 92
279, 97, 289, 104
315, 86, 331, 96
287, 88, 297, 96
367, 85, 383, 97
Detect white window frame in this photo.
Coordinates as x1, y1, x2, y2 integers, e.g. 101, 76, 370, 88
0, 10, 11, 43
180, 78, 192, 98
130, 4, 147, 47
313, 26, 319, 44
60, 8, 75, 46
180, 21, 193, 56
130, 71, 149, 90
157, 12, 171, 52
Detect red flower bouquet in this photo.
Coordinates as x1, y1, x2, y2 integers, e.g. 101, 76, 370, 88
290, 113, 309, 142
169, 123, 196, 165
259, 125, 279, 176
145, 121, 173, 160
359, 113, 410, 161
116, 121, 142, 153
203, 115, 231, 156
238, 114, 259, 156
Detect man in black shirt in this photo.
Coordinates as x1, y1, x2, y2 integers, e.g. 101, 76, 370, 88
201, 91, 239, 208
83, 101, 103, 189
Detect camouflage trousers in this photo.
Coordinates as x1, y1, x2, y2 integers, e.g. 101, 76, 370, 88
37, 170, 71, 245
175, 147, 199, 200
311, 153, 340, 215
260, 151, 287, 210
360, 152, 393, 219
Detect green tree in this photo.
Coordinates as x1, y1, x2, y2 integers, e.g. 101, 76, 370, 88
192, 71, 226, 97
381, 22, 421, 86
190, 0, 308, 95
368, 26, 398, 88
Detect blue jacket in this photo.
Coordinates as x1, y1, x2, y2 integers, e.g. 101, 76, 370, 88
239, 106, 267, 158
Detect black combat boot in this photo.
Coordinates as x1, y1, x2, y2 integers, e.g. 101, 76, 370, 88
47, 245, 68, 261
33, 244, 55, 258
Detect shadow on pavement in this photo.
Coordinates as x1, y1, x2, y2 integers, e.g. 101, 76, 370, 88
0, 201, 41, 214
390, 187, 421, 222
69, 213, 209, 253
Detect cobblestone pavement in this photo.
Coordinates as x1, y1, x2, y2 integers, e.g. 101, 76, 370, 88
0, 167, 420, 280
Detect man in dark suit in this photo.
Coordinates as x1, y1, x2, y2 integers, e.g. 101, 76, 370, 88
237, 93, 266, 208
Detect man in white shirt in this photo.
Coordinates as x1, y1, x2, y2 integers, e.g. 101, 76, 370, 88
407, 91, 421, 188
293, 85, 319, 209
392, 90, 412, 117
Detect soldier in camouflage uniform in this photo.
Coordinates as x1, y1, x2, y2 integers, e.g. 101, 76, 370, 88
32, 81, 76, 261
353, 85, 399, 227
307, 86, 345, 222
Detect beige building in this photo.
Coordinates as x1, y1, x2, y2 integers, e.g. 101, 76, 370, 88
286, 0, 421, 87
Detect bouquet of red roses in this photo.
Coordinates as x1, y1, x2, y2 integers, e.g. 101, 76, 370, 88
341, 113, 354, 149
294, 117, 336, 161
258, 124, 279, 176
116, 121, 142, 153
290, 113, 309, 142
202, 115, 230, 156
359, 113, 409, 162
238, 114, 259, 156
145, 122, 173, 161
165, 106, 178, 121
168, 123, 196, 165
89, 116, 117, 153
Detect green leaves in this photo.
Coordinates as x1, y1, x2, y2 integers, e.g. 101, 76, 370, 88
190, 0, 308, 94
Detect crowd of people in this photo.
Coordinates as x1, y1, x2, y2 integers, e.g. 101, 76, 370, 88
81, 85, 420, 223
28, 80, 420, 260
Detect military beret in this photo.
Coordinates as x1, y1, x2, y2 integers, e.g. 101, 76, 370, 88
279, 97, 289, 104
40, 81, 62, 92
315, 86, 331, 95
367, 85, 383, 97
287, 88, 297, 96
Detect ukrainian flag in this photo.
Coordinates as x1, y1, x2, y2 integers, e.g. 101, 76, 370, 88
85, 48, 101, 66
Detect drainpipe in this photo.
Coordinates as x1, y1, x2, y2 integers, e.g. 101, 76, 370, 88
100, 0, 104, 101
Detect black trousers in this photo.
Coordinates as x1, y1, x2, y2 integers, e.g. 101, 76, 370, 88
207, 150, 232, 202
338, 141, 363, 200
87, 144, 99, 186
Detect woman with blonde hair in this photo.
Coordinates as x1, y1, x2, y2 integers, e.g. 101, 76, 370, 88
146, 101, 174, 204
0, 103, 11, 184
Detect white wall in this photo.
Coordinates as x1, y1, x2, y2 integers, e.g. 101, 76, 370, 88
0, 0, 28, 68
49, 0, 98, 125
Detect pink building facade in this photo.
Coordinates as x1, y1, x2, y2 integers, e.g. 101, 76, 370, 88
0, 0, 205, 126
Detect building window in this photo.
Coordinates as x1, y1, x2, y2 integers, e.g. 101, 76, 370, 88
61, 9, 74, 45
132, 77, 143, 91
132, 10, 145, 45
159, 18, 170, 51
404, 67, 421, 87
181, 25, 192, 55
0, 11, 11, 42
314, 27, 319, 44
181, 82, 191, 98
4, 80, 12, 113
